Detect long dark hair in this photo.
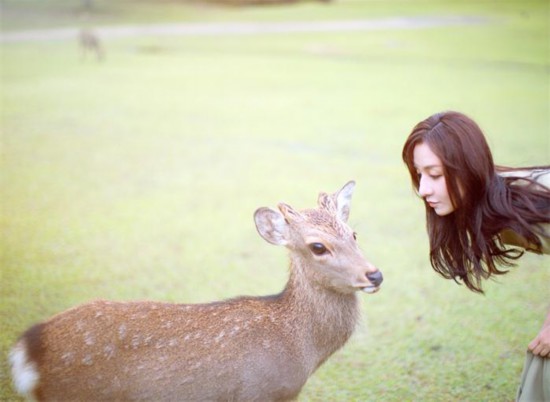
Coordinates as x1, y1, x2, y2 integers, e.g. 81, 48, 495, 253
402, 111, 550, 293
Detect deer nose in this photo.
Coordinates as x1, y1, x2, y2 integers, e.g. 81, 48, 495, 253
366, 270, 383, 287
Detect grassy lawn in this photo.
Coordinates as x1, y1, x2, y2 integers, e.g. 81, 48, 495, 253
1, 1, 549, 400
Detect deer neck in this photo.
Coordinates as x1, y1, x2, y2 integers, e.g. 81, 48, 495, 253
278, 258, 360, 367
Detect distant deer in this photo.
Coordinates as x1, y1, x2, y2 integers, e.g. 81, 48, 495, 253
79, 28, 104, 62
10, 181, 383, 401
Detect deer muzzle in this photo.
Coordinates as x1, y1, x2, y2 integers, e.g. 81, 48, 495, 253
362, 270, 383, 293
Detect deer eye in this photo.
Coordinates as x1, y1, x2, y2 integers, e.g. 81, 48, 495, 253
309, 243, 328, 256
353, 232, 357, 240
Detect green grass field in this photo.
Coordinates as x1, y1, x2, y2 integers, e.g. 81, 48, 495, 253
1, 1, 549, 400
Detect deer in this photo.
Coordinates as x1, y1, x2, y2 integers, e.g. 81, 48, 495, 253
78, 28, 104, 62
9, 180, 383, 401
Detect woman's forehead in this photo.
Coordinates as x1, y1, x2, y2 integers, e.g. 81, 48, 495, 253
413, 143, 443, 169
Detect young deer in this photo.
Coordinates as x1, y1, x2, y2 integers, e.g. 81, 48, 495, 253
10, 181, 383, 401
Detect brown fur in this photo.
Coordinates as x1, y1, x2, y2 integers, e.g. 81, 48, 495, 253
11, 181, 381, 401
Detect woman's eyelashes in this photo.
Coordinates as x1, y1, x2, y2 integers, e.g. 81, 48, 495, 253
417, 171, 443, 180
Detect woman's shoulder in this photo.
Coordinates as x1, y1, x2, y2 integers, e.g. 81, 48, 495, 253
500, 226, 550, 255
497, 166, 550, 189
496, 166, 550, 255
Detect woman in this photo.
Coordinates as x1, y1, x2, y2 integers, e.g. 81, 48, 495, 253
401, 111, 550, 401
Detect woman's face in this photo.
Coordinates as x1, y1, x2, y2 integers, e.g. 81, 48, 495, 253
413, 142, 456, 216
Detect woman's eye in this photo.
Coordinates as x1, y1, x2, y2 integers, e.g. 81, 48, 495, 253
309, 243, 328, 256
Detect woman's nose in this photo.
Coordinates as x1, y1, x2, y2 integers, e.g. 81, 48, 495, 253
418, 177, 432, 197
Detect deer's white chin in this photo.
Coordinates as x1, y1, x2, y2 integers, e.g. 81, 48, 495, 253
361, 286, 379, 294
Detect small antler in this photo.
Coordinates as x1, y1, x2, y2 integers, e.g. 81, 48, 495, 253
278, 203, 304, 224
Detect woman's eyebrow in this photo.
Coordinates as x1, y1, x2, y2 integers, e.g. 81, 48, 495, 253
414, 164, 442, 170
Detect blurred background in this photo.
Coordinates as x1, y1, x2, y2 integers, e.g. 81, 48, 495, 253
1, 0, 548, 400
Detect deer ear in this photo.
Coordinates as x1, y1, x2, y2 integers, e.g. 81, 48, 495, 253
254, 207, 290, 246
334, 180, 356, 222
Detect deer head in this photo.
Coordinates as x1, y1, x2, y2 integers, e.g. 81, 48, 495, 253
254, 181, 382, 295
